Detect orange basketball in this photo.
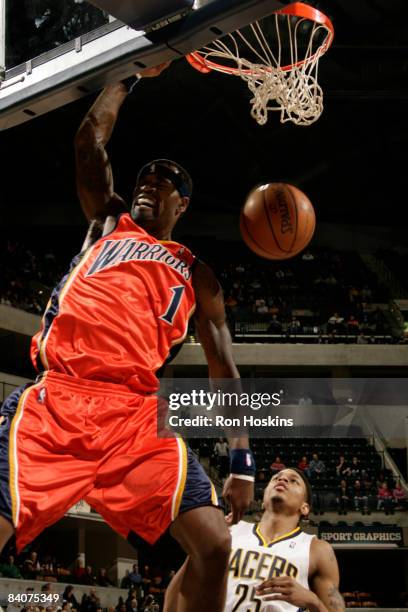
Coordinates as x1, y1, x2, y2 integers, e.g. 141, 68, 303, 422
239, 182, 316, 260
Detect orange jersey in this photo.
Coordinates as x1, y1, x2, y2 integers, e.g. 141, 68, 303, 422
31, 214, 196, 391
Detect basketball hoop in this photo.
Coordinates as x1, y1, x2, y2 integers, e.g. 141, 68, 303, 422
186, 2, 334, 126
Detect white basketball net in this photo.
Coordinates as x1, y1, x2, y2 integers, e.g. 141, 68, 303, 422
191, 13, 333, 126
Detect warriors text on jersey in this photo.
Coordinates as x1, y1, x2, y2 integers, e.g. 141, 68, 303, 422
226, 521, 314, 612
31, 213, 196, 391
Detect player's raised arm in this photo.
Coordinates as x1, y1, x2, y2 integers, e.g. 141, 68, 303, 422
74, 63, 170, 223
193, 261, 254, 523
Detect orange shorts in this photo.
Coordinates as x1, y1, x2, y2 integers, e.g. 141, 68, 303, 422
0, 372, 218, 551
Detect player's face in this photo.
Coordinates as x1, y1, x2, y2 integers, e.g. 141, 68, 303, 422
131, 172, 188, 237
263, 469, 309, 518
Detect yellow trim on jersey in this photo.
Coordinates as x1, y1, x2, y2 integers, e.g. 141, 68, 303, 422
172, 437, 188, 519
169, 303, 196, 348
9, 376, 47, 527
255, 524, 301, 547
210, 482, 219, 506
159, 240, 183, 246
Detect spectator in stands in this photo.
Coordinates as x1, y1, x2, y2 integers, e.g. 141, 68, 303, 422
392, 483, 408, 510
353, 480, 369, 514
308, 453, 326, 479
376, 471, 388, 489
72, 556, 86, 582
63, 586, 79, 610
22, 551, 41, 580
336, 479, 350, 514
288, 316, 302, 335
336, 455, 350, 478
298, 456, 309, 472
327, 331, 338, 344
347, 315, 360, 334
298, 394, 312, 406
377, 482, 393, 513
327, 312, 344, 333
349, 286, 360, 303
0, 554, 22, 578
148, 576, 165, 608
255, 299, 269, 315
268, 302, 280, 316
128, 564, 142, 590
142, 595, 159, 612
115, 597, 125, 612
357, 332, 369, 344
270, 456, 285, 474
350, 456, 366, 479
267, 314, 282, 334
80, 589, 99, 612
127, 598, 138, 612
214, 437, 229, 479
81, 566, 97, 586
97, 568, 113, 587
225, 295, 238, 311
302, 251, 314, 261
125, 590, 138, 612
120, 570, 132, 590
141, 565, 152, 594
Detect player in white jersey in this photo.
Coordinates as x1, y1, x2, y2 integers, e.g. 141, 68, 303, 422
226, 468, 344, 612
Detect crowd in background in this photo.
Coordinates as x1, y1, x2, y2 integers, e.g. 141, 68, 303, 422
2, 239, 406, 343
0, 553, 174, 612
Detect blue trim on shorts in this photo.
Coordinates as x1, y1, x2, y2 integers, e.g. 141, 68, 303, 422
35, 252, 83, 370
179, 448, 218, 515
0, 384, 30, 523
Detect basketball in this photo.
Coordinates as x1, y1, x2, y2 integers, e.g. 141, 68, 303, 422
239, 182, 316, 260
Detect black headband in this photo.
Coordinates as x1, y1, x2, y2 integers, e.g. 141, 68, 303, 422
137, 159, 193, 198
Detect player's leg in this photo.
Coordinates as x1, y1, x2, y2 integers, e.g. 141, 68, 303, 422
0, 516, 14, 553
84, 395, 229, 611
165, 506, 231, 612
0, 375, 100, 552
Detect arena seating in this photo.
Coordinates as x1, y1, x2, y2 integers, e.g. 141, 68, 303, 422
1, 237, 398, 344
191, 437, 407, 515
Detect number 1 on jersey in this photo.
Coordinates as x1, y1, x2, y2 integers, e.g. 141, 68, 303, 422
160, 286, 185, 325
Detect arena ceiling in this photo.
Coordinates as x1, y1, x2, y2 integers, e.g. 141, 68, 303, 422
1, 0, 408, 229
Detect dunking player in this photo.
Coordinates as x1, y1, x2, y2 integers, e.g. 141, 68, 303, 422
224, 468, 344, 612
0, 64, 254, 612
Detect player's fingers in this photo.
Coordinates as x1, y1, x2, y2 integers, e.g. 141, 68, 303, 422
230, 501, 247, 524
256, 586, 290, 596
257, 577, 290, 590
263, 595, 288, 602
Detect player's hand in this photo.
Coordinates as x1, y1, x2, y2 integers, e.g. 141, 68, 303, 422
139, 61, 171, 78
223, 476, 254, 525
255, 576, 318, 608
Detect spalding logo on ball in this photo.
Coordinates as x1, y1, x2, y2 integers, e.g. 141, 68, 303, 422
240, 182, 316, 260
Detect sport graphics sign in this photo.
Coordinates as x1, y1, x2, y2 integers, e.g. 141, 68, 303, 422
318, 524, 403, 547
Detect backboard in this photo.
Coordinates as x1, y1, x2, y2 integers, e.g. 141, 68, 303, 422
0, 0, 283, 130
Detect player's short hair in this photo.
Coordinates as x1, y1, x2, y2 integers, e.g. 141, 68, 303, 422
137, 159, 193, 198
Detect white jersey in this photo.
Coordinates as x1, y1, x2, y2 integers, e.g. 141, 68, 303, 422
225, 521, 314, 612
